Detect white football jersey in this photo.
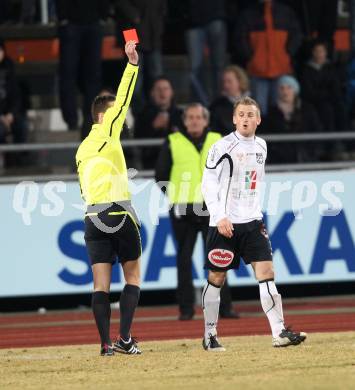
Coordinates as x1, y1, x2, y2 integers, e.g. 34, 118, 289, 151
201, 131, 267, 225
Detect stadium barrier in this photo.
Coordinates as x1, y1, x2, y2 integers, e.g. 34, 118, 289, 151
0, 169, 354, 297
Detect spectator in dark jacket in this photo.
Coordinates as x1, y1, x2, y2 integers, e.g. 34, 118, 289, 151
301, 40, 347, 131
281, 0, 338, 61
210, 65, 250, 135
233, 0, 302, 114
135, 76, 183, 168
0, 39, 27, 145
115, 0, 167, 111
55, 0, 108, 139
262, 75, 323, 163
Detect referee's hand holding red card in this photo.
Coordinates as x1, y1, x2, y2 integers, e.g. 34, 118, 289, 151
125, 41, 139, 65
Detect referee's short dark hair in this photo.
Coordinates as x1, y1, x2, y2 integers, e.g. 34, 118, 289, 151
91, 94, 116, 123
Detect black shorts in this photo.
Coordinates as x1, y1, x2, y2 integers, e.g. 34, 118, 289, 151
84, 203, 141, 265
205, 219, 272, 271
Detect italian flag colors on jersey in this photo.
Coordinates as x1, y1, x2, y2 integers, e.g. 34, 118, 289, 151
245, 170, 257, 189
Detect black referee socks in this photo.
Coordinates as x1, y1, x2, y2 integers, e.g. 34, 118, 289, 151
92, 291, 111, 346
120, 284, 140, 341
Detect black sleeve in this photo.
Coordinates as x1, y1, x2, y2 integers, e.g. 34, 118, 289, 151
154, 139, 172, 194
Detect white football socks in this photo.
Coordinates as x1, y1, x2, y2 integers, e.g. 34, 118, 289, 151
259, 279, 285, 337
202, 281, 221, 340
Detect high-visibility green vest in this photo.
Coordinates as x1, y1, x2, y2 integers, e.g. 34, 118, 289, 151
168, 131, 221, 204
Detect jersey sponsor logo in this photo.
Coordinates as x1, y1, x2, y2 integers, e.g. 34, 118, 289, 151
256, 153, 264, 164
208, 249, 234, 267
245, 171, 257, 189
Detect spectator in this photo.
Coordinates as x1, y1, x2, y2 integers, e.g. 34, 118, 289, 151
134, 76, 183, 168
114, 0, 167, 112
55, 0, 108, 139
301, 40, 347, 131
0, 38, 27, 145
184, 0, 227, 106
262, 75, 322, 163
282, 0, 338, 61
233, 0, 302, 114
210, 65, 250, 135
155, 103, 237, 321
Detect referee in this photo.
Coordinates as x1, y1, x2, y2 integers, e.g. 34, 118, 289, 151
76, 41, 141, 356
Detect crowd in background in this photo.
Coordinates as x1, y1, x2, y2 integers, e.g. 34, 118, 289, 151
0, 0, 354, 166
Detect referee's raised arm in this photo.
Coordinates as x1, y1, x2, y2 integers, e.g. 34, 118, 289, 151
102, 41, 139, 139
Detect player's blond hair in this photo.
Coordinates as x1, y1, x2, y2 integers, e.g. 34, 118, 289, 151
233, 96, 261, 115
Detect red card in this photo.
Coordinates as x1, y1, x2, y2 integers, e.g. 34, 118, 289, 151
123, 29, 139, 44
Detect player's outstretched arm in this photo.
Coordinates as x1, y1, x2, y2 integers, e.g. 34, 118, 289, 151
102, 41, 139, 139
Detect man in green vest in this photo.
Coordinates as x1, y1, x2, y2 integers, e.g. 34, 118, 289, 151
155, 102, 238, 320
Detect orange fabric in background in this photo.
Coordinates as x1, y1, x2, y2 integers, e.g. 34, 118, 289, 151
5, 39, 59, 62
2, 30, 350, 64
4, 36, 124, 63
247, 1, 292, 78
334, 29, 350, 52
248, 30, 291, 78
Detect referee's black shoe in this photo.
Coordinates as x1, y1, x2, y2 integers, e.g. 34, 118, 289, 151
100, 344, 115, 356
113, 336, 142, 354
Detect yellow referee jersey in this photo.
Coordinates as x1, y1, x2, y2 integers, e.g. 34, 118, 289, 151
76, 63, 138, 205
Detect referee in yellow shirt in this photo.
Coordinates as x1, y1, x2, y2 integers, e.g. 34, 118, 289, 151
76, 41, 141, 356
